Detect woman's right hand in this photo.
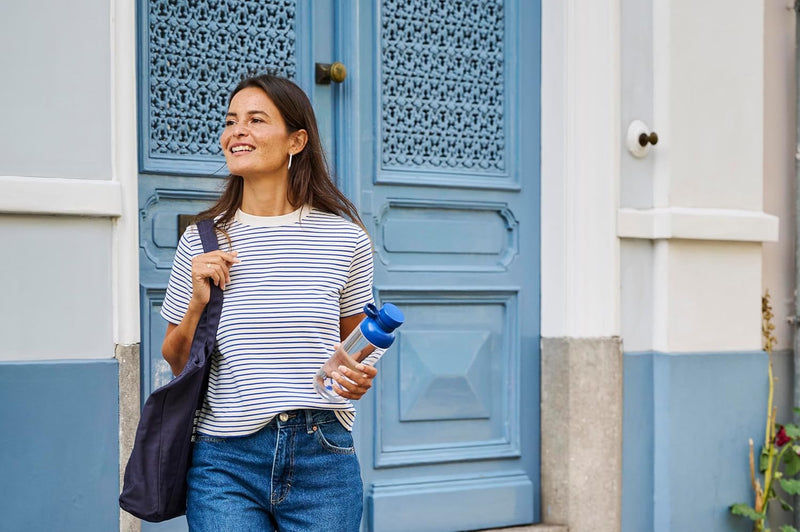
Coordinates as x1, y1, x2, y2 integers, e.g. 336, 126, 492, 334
163, 250, 239, 376
190, 250, 240, 305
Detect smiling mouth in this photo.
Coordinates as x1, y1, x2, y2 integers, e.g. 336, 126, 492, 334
231, 145, 254, 154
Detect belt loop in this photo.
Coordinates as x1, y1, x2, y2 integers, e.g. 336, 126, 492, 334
305, 410, 315, 434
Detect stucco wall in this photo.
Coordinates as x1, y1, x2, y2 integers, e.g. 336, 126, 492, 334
0, 0, 111, 180
667, 0, 763, 211
762, 0, 796, 352
620, 0, 770, 354
0, 215, 113, 361
0, 0, 117, 363
0, 0, 121, 529
619, 1, 778, 531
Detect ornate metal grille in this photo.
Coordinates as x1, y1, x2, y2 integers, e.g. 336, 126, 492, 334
380, 0, 506, 172
147, 0, 296, 158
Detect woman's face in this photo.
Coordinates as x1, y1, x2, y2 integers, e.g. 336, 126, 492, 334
220, 87, 295, 179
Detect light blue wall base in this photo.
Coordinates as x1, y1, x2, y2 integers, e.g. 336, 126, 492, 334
623, 351, 768, 532
0, 359, 119, 531
623, 352, 655, 532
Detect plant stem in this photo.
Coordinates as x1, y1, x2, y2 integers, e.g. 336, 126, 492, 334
758, 291, 777, 529
761, 304, 775, 447
763, 406, 777, 516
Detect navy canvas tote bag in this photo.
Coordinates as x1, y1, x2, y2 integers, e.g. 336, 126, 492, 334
119, 218, 223, 522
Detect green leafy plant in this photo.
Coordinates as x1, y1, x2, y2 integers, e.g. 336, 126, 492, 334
730, 291, 800, 532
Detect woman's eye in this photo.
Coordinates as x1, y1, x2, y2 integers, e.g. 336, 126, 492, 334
251, 118, 263, 124
225, 120, 235, 127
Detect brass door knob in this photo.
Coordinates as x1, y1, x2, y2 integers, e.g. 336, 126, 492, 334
315, 62, 347, 85
638, 131, 659, 147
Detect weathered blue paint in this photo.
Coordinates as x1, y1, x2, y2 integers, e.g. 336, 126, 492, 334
623, 351, 767, 532
0, 359, 119, 531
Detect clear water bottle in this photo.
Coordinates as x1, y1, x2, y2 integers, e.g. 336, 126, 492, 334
314, 302, 405, 400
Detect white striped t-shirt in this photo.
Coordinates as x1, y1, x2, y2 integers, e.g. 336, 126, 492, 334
160, 206, 374, 436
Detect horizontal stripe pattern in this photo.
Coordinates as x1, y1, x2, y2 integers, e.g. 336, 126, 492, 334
161, 209, 374, 436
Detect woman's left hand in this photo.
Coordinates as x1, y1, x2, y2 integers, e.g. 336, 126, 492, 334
329, 345, 378, 400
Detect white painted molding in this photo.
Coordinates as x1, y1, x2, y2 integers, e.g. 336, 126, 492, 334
618, 207, 779, 242
111, 0, 141, 345
0, 175, 122, 217
541, 0, 621, 338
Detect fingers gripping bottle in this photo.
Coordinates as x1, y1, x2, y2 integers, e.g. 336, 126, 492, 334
314, 302, 404, 400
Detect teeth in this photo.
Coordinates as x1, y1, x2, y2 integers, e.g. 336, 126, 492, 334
231, 145, 254, 153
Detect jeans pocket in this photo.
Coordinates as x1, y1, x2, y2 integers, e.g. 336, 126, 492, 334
314, 421, 356, 455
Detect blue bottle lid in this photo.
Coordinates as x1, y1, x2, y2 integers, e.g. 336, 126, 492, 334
375, 302, 404, 330
361, 303, 405, 349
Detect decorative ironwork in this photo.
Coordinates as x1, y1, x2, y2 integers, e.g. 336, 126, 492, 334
380, 0, 506, 171
147, 0, 297, 158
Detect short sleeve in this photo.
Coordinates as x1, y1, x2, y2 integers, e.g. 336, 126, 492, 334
160, 225, 203, 325
339, 228, 374, 317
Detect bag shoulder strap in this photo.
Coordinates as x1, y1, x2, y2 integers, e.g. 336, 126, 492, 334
196, 219, 220, 253
193, 218, 223, 327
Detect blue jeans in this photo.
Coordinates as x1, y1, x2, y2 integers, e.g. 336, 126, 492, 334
186, 409, 363, 532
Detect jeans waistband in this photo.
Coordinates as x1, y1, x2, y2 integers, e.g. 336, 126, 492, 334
273, 409, 338, 431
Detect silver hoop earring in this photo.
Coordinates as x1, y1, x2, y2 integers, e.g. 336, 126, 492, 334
288, 152, 293, 170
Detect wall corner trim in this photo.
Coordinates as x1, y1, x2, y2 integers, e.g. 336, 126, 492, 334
618, 207, 779, 242
0, 175, 123, 217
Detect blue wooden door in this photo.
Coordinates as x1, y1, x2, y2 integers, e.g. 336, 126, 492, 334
137, 1, 540, 530
342, 2, 541, 530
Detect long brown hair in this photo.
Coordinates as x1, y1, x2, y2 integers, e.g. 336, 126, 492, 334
196, 74, 363, 230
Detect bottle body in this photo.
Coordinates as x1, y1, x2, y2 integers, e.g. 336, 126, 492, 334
313, 326, 386, 401
313, 302, 404, 401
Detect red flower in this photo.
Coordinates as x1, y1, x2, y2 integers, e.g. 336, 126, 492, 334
776, 426, 791, 447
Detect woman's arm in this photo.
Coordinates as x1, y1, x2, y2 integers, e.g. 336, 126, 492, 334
340, 313, 364, 341
161, 303, 206, 376
161, 249, 238, 375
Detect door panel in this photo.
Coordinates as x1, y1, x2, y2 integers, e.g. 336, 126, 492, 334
344, 1, 541, 530
374, 290, 521, 466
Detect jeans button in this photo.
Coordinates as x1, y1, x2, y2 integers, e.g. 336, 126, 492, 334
278, 412, 289, 422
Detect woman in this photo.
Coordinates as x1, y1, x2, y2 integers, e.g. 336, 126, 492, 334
160, 74, 376, 531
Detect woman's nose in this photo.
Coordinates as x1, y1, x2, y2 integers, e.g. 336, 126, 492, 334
231, 122, 247, 136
